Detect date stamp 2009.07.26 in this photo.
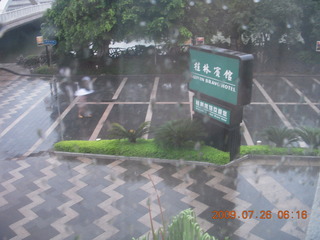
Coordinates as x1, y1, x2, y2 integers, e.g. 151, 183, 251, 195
211, 210, 309, 220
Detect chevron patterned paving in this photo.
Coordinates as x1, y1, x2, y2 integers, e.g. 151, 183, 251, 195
0, 80, 49, 128
0, 77, 26, 97
0, 72, 21, 88
0, 154, 318, 240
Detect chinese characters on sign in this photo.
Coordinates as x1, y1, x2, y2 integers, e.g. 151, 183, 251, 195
189, 45, 253, 160
189, 48, 240, 105
193, 62, 233, 81
193, 98, 230, 125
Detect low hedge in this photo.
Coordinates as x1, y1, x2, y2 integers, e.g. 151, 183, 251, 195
34, 65, 58, 75
54, 140, 319, 166
240, 145, 320, 156
54, 139, 230, 165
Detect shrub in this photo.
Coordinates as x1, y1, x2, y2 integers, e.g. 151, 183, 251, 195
154, 119, 205, 149
295, 127, 320, 149
240, 145, 319, 156
261, 127, 298, 147
23, 55, 40, 68
16, 55, 25, 65
108, 122, 150, 143
132, 209, 218, 240
34, 65, 58, 75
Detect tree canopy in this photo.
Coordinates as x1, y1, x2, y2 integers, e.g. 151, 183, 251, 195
43, 0, 320, 69
43, 0, 193, 56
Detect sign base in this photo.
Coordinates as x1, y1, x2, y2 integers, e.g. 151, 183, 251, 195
193, 113, 241, 161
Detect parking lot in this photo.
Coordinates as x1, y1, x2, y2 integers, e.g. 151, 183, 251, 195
0, 72, 319, 160
0, 70, 319, 240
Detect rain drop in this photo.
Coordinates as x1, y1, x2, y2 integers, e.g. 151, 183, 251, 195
242, 25, 248, 30
287, 24, 292, 29
150, 0, 157, 4
140, 21, 146, 27
189, 1, 195, 6
184, 173, 190, 183
223, 168, 230, 175
205, 0, 212, 3
194, 141, 201, 151
253, 0, 260, 2
179, 158, 185, 167
203, 115, 210, 123
222, 5, 228, 10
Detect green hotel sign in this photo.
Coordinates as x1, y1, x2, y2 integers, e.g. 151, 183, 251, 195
193, 97, 230, 125
189, 46, 253, 106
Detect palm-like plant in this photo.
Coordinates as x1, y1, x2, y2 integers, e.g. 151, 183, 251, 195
295, 127, 320, 149
154, 119, 205, 148
262, 127, 298, 147
108, 122, 150, 143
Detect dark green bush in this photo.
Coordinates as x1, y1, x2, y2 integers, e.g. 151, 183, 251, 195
295, 50, 320, 65
261, 127, 298, 147
34, 65, 58, 75
23, 55, 40, 68
240, 145, 319, 156
295, 127, 320, 149
154, 119, 206, 149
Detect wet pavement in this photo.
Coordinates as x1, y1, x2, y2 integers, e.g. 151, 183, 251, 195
0, 153, 319, 240
0, 70, 320, 159
0, 67, 320, 239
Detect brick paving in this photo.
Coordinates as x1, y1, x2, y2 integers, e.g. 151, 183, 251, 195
1, 153, 319, 240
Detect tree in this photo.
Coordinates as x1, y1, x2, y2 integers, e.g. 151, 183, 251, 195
42, 0, 196, 58
211, 0, 256, 51
295, 0, 320, 51
43, 0, 117, 57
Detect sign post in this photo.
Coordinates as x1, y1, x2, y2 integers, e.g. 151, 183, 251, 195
36, 36, 57, 67
188, 45, 253, 160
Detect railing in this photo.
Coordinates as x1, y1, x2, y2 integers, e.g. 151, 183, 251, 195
108, 45, 190, 58
0, 3, 51, 23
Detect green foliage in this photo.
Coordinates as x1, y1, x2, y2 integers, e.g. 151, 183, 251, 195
133, 209, 217, 240
43, 0, 192, 57
54, 139, 230, 165
108, 122, 150, 143
154, 119, 205, 149
42, 0, 320, 73
240, 145, 319, 156
43, 0, 117, 54
23, 55, 41, 68
262, 127, 298, 148
34, 65, 58, 75
295, 127, 320, 149
295, 51, 319, 64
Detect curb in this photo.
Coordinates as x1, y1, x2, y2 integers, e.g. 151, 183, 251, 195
53, 151, 319, 168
